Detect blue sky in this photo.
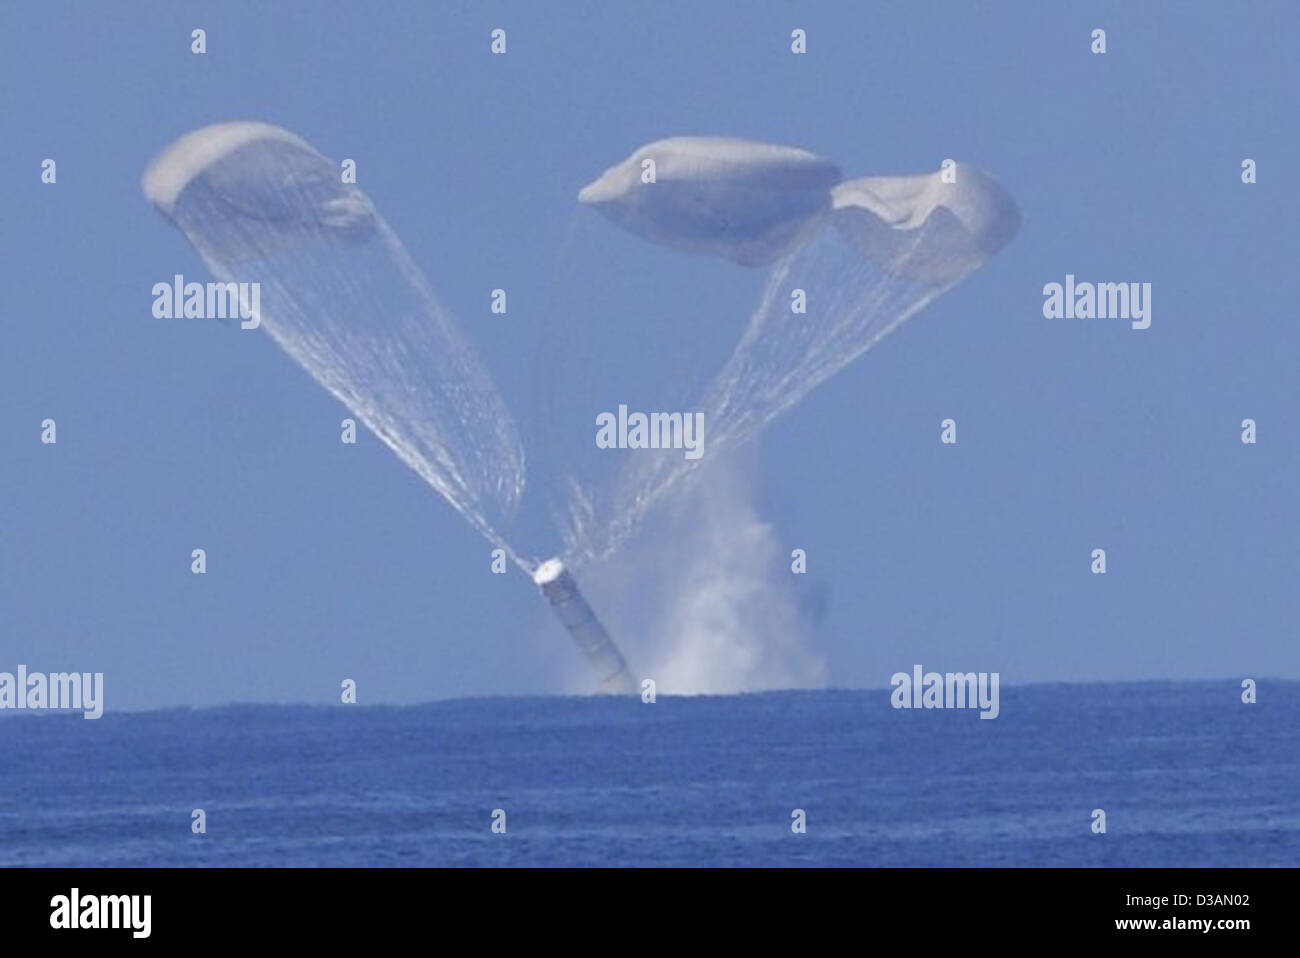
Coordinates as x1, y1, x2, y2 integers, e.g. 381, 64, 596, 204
1, 1, 1296, 708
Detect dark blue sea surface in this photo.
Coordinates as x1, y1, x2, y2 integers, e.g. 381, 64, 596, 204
2, 681, 1296, 866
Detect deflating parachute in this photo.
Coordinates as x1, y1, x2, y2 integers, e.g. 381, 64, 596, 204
830, 163, 1021, 284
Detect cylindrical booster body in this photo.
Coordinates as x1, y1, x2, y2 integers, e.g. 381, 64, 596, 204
533, 558, 634, 694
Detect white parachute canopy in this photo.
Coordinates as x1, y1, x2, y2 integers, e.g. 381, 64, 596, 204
577, 136, 842, 266
830, 163, 1021, 284
143, 121, 526, 561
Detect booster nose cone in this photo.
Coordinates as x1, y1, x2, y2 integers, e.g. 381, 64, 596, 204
532, 557, 566, 588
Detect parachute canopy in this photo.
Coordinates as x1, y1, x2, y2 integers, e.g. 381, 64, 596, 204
830, 164, 1021, 284
577, 136, 842, 266
143, 122, 525, 559
143, 121, 375, 235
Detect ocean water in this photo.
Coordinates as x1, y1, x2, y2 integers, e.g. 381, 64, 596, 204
1, 681, 1296, 867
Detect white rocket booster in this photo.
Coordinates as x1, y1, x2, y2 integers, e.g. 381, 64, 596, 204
532, 558, 634, 694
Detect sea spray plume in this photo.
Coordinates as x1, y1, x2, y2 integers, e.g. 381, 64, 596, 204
614, 456, 827, 693
142, 122, 528, 565
567, 151, 1020, 563
646, 473, 826, 693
